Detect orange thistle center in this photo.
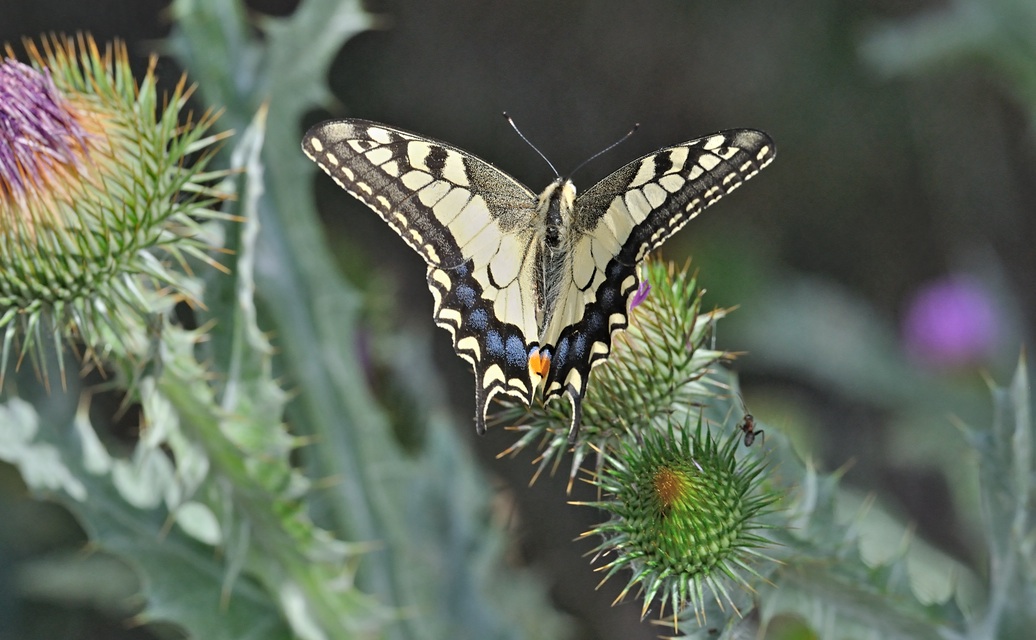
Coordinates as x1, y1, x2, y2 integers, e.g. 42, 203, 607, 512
653, 466, 690, 510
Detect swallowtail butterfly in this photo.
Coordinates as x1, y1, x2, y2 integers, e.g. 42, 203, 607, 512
303, 119, 775, 441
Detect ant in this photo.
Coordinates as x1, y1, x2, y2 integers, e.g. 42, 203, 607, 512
735, 393, 764, 447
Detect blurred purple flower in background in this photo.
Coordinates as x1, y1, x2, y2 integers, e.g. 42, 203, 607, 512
902, 275, 1000, 368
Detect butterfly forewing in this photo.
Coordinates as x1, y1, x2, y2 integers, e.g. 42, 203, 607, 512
302, 120, 539, 266
573, 130, 775, 259
303, 119, 775, 440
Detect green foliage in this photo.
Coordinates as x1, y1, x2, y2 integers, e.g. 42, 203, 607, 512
861, 0, 1036, 127
969, 357, 1035, 638
2, 1, 1035, 639
1, 1, 568, 638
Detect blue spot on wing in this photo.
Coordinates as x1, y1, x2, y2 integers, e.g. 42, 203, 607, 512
554, 336, 569, 364
455, 284, 476, 308
505, 335, 527, 368
584, 309, 604, 334
468, 308, 489, 331
573, 333, 587, 358
486, 330, 504, 357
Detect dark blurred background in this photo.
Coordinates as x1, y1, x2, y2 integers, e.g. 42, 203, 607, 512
4, 0, 1033, 638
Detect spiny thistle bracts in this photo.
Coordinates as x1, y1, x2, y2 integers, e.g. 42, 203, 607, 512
576, 418, 777, 629
499, 260, 734, 487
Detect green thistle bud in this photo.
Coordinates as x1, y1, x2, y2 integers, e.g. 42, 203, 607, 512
577, 418, 777, 627
501, 260, 733, 486
0, 35, 227, 378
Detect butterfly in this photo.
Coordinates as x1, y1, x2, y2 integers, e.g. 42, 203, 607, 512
302, 118, 774, 441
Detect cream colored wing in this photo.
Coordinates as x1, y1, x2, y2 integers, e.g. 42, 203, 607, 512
541, 129, 776, 440
303, 119, 544, 434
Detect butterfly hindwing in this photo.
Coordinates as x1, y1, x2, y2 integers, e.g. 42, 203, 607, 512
539, 130, 776, 431
303, 120, 543, 433
425, 259, 541, 434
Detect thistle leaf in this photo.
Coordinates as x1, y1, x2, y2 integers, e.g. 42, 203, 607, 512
969, 354, 1036, 637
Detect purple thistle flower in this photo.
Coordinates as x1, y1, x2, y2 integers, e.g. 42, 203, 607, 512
0, 35, 226, 381
902, 275, 999, 368
630, 280, 651, 309
0, 59, 89, 204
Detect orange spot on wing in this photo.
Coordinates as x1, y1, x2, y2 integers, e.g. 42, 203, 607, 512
528, 349, 551, 378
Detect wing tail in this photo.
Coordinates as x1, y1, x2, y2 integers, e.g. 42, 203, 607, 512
563, 383, 584, 444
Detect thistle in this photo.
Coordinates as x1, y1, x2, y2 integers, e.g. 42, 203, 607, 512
500, 258, 778, 627
576, 417, 777, 628
0, 35, 227, 380
500, 260, 734, 485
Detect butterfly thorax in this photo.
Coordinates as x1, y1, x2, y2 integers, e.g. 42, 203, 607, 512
534, 179, 577, 339
538, 178, 576, 248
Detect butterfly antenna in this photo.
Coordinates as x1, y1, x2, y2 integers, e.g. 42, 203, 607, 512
568, 122, 640, 179
503, 112, 560, 179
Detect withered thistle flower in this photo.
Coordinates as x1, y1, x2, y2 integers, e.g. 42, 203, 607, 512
0, 35, 227, 380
